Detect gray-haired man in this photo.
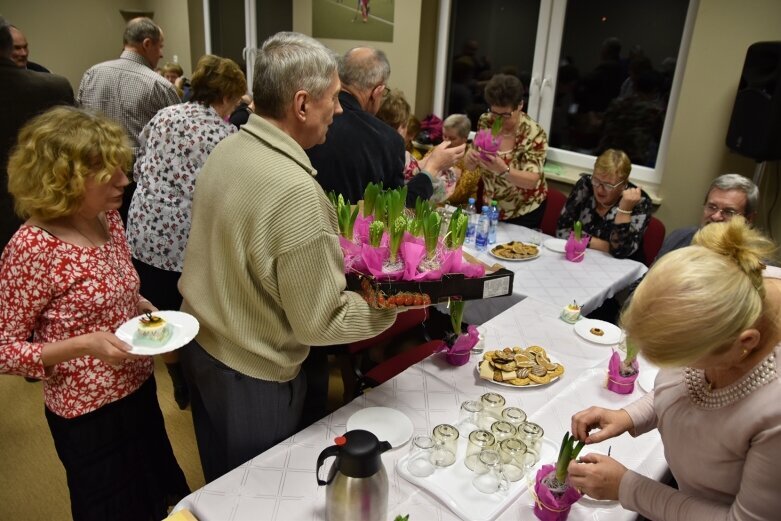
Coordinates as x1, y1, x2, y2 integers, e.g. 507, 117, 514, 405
657, 173, 759, 257
178, 32, 396, 481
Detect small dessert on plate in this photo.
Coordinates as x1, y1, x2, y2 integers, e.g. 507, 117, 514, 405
560, 301, 581, 324
590, 327, 605, 337
133, 312, 173, 347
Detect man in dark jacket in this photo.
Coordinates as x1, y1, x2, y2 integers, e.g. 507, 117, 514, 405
307, 46, 461, 207
0, 17, 74, 251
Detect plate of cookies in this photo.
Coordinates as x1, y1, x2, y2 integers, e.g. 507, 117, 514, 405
574, 319, 622, 345
489, 241, 540, 261
477, 346, 565, 387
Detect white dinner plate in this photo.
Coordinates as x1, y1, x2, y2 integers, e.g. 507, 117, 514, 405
346, 407, 413, 449
544, 238, 567, 253
116, 311, 199, 356
574, 319, 622, 345
488, 242, 540, 262
475, 360, 563, 388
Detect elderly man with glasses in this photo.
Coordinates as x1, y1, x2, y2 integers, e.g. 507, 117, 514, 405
556, 148, 653, 261
656, 173, 758, 258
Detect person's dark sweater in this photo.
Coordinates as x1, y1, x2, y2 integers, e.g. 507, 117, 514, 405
307, 91, 432, 206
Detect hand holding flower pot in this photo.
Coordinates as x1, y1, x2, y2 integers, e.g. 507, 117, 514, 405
565, 221, 589, 262
607, 338, 640, 394
533, 432, 584, 521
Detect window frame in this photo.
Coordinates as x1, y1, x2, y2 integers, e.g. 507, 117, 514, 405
434, 0, 700, 186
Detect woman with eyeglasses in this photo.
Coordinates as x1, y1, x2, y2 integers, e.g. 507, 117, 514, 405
555, 148, 652, 260
463, 73, 549, 228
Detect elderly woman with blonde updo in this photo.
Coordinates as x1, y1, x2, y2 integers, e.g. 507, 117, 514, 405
0, 106, 189, 521
567, 217, 781, 520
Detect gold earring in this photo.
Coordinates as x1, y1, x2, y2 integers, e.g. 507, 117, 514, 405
741, 349, 748, 357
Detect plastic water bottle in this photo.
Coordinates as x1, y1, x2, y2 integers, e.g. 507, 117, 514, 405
475, 206, 491, 251
488, 200, 499, 245
465, 197, 477, 244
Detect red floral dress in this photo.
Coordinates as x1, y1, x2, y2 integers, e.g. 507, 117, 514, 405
0, 210, 152, 418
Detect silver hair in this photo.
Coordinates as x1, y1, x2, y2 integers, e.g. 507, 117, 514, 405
339, 47, 390, 91
706, 173, 759, 216
253, 32, 338, 120
443, 114, 471, 138
123, 17, 161, 46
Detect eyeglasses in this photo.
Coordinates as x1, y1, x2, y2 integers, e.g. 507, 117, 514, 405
587, 175, 625, 191
703, 203, 742, 218
488, 108, 514, 118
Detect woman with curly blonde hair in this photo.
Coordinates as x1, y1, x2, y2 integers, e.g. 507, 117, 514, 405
1, 106, 189, 521
567, 217, 781, 520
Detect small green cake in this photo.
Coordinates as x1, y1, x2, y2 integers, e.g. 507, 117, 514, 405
133, 313, 173, 347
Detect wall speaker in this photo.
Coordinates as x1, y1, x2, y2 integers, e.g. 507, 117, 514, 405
726, 41, 781, 161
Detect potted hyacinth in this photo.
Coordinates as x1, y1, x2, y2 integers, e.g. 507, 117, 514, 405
565, 220, 589, 262
438, 299, 479, 366
384, 215, 407, 273
533, 432, 584, 521
607, 337, 640, 394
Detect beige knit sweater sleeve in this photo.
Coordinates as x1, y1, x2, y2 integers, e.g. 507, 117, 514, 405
276, 230, 396, 346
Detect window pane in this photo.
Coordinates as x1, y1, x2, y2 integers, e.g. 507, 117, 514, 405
446, 0, 541, 130
550, 0, 689, 167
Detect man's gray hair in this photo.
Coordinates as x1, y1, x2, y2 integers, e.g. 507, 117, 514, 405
0, 17, 12, 57
339, 47, 390, 91
253, 32, 338, 120
123, 17, 161, 46
443, 114, 471, 139
707, 173, 759, 216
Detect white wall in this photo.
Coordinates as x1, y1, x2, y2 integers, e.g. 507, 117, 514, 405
3, 0, 192, 90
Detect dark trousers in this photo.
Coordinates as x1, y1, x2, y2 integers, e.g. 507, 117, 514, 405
299, 348, 330, 430
132, 258, 183, 311
180, 340, 307, 482
503, 198, 547, 229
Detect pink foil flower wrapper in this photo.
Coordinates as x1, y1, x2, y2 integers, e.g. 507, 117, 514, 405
361, 244, 404, 281
473, 129, 501, 161
607, 350, 639, 394
565, 231, 590, 262
353, 214, 374, 245
533, 465, 582, 521
339, 236, 366, 273
435, 325, 479, 366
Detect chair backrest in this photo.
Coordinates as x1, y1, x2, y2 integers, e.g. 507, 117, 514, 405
541, 187, 567, 236
641, 216, 666, 266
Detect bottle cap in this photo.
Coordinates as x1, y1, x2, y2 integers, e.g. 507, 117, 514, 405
491, 200, 498, 205
481, 205, 489, 212
468, 197, 475, 204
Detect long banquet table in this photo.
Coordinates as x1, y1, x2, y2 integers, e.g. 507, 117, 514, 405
460, 223, 648, 325
174, 296, 666, 521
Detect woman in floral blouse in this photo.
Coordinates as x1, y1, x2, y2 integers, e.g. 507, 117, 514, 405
555, 149, 652, 260
126, 55, 245, 408
464, 73, 549, 227
0, 107, 189, 521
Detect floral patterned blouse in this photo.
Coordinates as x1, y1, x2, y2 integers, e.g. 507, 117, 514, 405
127, 102, 237, 272
555, 175, 653, 260
476, 111, 549, 220
0, 210, 153, 418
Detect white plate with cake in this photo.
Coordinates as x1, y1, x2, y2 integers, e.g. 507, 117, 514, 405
116, 311, 199, 355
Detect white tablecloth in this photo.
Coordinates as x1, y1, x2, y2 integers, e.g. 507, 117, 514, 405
174, 297, 666, 521
460, 224, 648, 325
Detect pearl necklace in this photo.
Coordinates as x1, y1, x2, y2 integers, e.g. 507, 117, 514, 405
683, 352, 776, 409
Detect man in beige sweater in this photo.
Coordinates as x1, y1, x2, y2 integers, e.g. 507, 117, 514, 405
177, 32, 396, 482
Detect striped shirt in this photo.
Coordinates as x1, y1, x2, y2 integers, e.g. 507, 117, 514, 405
77, 50, 180, 154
